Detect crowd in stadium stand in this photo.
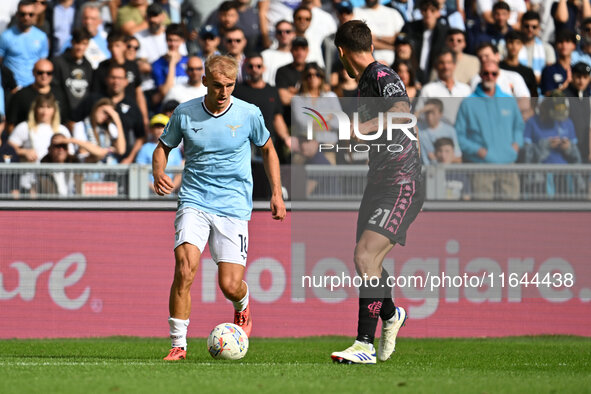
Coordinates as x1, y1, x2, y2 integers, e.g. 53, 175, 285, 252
0, 0, 590, 198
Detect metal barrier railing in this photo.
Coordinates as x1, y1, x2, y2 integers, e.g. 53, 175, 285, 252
0, 163, 182, 200
303, 164, 591, 201
1, 163, 590, 201
425, 164, 591, 201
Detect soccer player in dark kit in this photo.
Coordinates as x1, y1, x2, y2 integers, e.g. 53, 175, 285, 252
330, 20, 424, 364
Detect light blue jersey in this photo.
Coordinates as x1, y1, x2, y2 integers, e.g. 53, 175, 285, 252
160, 96, 270, 220
0, 26, 49, 87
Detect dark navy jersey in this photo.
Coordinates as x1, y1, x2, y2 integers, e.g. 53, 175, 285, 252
357, 61, 422, 185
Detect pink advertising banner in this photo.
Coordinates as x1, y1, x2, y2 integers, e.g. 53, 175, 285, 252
0, 210, 589, 338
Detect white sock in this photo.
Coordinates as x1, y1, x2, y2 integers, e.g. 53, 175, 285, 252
232, 281, 249, 312
168, 317, 190, 349
382, 313, 397, 328
355, 340, 375, 352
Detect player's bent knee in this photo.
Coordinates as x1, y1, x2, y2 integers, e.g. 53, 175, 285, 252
354, 244, 370, 266
354, 247, 382, 276
219, 277, 243, 300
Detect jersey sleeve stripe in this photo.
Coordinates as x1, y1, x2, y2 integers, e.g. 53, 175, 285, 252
254, 134, 271, 148
159, 137, 174, 148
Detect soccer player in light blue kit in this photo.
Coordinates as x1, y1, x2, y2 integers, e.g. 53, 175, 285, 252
153, 55, 286, 361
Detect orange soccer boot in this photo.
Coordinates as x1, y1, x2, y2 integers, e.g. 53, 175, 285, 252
163, 347, 186, 361
234, 304, 252, 337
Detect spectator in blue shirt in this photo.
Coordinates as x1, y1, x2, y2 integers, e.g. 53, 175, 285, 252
456, 61, 524, 200
416, 98, 462, 165
522, 91, 583, 197
151, 23, 188, 109
0, 0, 49, 88
523, 92, 581, 164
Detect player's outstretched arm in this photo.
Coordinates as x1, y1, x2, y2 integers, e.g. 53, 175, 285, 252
152, 141, 175, 196
260, 139, 286, 221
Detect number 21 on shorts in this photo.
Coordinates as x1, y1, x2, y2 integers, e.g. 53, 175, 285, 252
368, 208, 391, 228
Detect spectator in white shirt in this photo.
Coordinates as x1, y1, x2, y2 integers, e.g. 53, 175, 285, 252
419, 48, 472, 124
134, 3, 187, 93
163, 56, 207, 104
353, 0, 405, 66
471, 42, 530, 98
262, 20, 295, 86
477, 0, 526, 29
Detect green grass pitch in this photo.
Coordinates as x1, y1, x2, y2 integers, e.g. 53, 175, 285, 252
1, 336, 590, 394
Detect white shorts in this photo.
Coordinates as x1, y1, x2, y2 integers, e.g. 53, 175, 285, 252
174, 207, 249, 266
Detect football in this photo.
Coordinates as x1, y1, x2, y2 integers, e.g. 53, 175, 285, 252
207, 323, 249, 360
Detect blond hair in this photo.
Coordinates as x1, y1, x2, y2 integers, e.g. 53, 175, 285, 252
205, 55, 239, 80
27, 94, 61, 133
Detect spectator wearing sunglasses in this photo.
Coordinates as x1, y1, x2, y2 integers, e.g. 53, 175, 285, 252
222, 27, 247, 82
0, 0, 49, 89
163, 56, 207, 104
444, 29, 480, 85
261, 20, 295, 86
456, 61, 524, 200
292, 5, 324, 67
124, 36, 141, 63
518, 11, 555, 84
292, 63, 341, 165
39, 133, 81, 197
205, 0, 262, 53
6, 59, 63, 133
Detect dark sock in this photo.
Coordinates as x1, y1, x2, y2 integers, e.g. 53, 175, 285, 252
356, 272, 389, 344
380, 268, 396, 321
